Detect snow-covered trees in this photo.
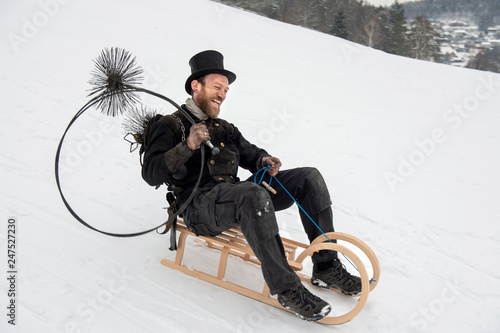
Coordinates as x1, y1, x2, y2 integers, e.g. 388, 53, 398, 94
407, 16, 441, 60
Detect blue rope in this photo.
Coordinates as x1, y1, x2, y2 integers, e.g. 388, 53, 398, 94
254, 166, 374, 283
254, 166, 333, 243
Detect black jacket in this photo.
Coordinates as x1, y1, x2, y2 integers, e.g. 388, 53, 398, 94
141, 106, 270, 203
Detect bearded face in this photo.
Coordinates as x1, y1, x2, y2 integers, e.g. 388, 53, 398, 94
192, 74, 229, 119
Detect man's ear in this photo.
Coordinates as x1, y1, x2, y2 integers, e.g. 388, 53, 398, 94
191, 80, 199, 94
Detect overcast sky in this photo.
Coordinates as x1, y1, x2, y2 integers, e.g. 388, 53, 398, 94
364, 0, 414, 7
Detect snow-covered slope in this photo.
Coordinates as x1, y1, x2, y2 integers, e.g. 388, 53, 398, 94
1, 0, 499, 332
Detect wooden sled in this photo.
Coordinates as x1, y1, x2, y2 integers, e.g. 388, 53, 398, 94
161, 219, 381, 325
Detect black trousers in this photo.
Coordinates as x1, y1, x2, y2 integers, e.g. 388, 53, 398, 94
183, 167, 337, 295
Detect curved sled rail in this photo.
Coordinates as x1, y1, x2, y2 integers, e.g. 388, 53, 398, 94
295, 242, 370, 325
300, 232, 381, 292
161, 222, 380, 325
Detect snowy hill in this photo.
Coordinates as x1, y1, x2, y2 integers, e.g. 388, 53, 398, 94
1, 0, 500, 332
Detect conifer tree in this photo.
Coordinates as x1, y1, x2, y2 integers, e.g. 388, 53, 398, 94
385, 1, 409, 56
331, 10, 349, 39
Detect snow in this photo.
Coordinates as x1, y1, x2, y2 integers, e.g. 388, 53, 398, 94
1, 0, 500, 332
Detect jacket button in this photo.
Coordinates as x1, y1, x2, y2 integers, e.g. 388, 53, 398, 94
210, 160, 215, 165
215, 123, 220, 127
220, 142, 225, 147
231, 160, 235, 165
218, 177, 224, 181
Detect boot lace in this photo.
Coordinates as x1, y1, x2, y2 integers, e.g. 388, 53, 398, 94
332, 262, 359, 288
288, 285, 321, 310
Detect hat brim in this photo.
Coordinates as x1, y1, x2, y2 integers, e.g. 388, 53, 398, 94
185, 69, 236, 95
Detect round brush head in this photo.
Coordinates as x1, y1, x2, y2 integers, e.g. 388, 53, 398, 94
88, 47, 144, 116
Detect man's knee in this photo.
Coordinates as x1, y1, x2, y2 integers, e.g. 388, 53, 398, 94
296, 167, 331, 212
302, 166, 322, 181
239, 182, 274, 214
238, 182, 279, 241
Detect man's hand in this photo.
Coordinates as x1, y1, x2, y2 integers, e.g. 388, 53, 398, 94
262, 156, 281, 177
186, 122, 210, 151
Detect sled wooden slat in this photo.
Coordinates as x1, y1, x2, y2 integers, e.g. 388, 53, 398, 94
161, 258, 293, 312
161, 219, 381, 325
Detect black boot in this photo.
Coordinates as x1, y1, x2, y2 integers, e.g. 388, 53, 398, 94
277, 284, 331, 321
311, 259, 362, 296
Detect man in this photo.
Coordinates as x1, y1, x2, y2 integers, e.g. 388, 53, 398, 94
141, 50, 361, 321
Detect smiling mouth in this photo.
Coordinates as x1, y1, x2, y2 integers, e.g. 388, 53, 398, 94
212, 99, 221, 107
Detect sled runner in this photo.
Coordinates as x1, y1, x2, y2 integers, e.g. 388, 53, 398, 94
161, 219, 380, 325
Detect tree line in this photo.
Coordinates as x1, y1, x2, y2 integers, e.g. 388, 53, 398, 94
212, 0, 499, 73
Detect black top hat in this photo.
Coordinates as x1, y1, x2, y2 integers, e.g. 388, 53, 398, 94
185, 50, 236, 94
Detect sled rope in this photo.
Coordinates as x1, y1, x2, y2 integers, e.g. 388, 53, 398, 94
254, 166, 375, 283
253, 166, 336, 244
